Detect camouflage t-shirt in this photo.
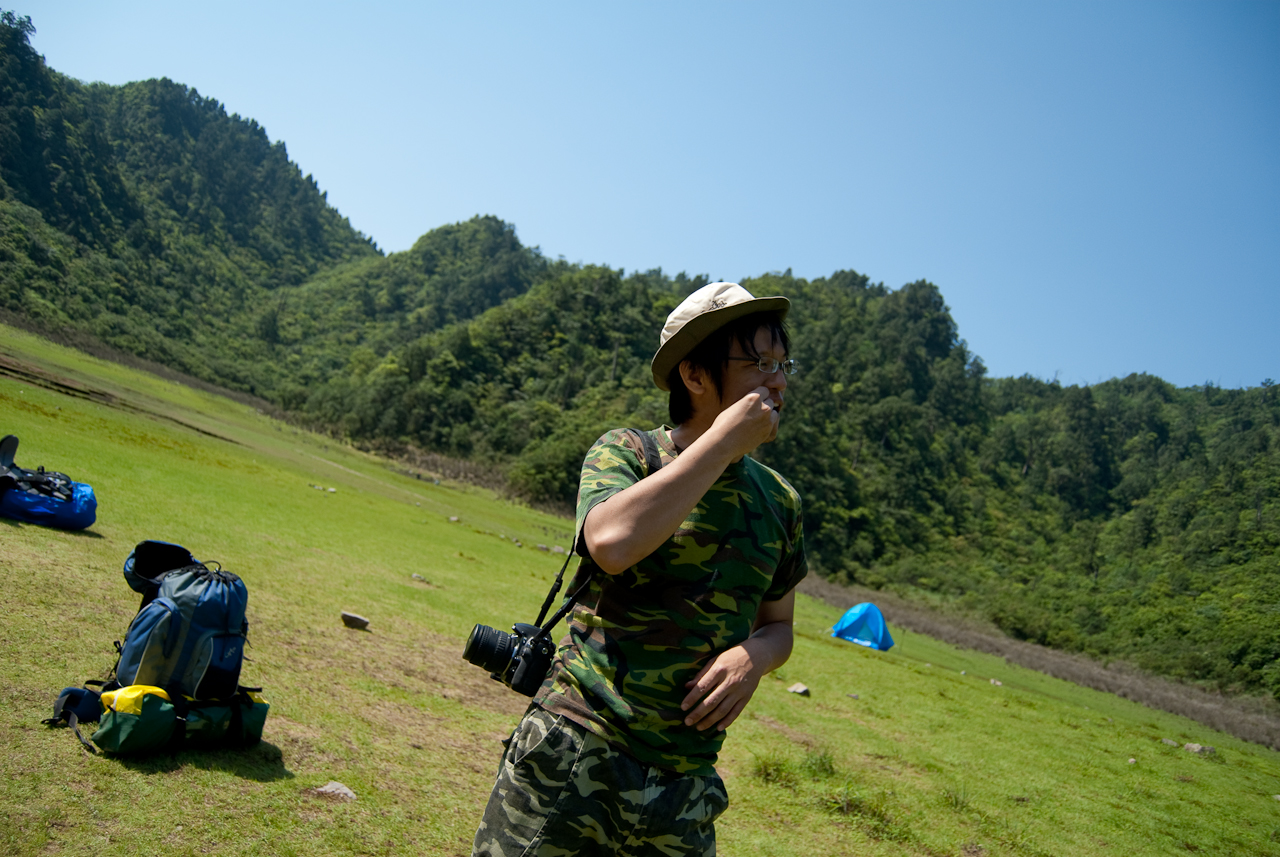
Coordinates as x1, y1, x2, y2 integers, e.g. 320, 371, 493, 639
533, 426, 807, 776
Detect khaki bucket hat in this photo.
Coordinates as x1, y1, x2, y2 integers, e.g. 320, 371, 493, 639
650, 282, 789, 391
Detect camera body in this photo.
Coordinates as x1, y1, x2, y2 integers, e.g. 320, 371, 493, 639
463, 622, 556, 697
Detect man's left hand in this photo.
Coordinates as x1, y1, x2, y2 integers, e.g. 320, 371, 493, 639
679, 595, 796, 731
680, 641, 767, 732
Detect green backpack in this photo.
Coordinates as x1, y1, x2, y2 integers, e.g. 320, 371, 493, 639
91, 685, 269, 754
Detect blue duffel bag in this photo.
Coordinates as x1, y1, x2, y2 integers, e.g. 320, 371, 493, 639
0, 434, 97, 530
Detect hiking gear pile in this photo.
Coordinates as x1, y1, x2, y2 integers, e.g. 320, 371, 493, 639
0, 434, 97, 530
43, 540, 268, 754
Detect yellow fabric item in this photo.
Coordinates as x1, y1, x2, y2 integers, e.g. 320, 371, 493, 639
101, 685, 170, 716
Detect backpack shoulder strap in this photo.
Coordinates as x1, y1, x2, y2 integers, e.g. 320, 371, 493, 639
42, 687, 101, 753
627, 428, 664, 477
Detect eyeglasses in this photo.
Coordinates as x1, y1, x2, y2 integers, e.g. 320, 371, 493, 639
728, 357, 799, 376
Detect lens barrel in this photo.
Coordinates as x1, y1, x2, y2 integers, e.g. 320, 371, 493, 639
463, 624, 516, 674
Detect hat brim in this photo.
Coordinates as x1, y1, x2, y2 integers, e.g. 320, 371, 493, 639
651, 296, 790, 391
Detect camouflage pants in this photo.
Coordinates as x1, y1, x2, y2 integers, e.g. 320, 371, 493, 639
471, 706, 729, 857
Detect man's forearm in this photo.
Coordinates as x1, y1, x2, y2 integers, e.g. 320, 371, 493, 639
585, 388, 781, 573
741, 619, 794, 675
583, 433, 739, 573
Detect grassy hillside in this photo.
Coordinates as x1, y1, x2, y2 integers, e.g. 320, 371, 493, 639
3, 324, 1278, 857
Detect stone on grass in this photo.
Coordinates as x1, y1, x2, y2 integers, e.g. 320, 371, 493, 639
312, 781, 357, 800
537, 544, 549, 552
1184, 743, 1215, 755
341, 611, 370, 630
411, 573, 425, 581
327, 487, 337, 493
449, 516, 459, 522
990, 678, 1003, 686
787, 682, 810, 697
847, 693, 859, 700
552, 545, 566, 554
1128, 758, 1136, 764
1162, 738, 1179, 747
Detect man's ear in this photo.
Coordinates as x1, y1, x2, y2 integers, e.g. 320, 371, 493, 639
678, 360, 711, 399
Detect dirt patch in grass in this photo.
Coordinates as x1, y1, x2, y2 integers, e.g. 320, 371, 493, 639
269, 715, 339, 771
260, 620, 525, 777
322, 622, 527, 718
0, 350, 243, 444
753, 713, 819, 748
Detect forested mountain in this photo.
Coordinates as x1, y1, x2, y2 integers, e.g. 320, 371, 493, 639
0, 13, 539, 395
2, 12, 1276, 703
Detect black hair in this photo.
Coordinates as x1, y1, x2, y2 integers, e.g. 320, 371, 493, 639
667, 311, 790, 426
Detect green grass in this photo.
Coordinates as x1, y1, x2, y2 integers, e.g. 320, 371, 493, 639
2, 322, 1279, 857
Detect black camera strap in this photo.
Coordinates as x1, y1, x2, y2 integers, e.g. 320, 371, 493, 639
530, 428, 665, 641
533, 551, 576, 629
532, 569, 595, 643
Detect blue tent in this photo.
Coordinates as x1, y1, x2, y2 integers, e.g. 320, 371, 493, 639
832, 602, 894, 651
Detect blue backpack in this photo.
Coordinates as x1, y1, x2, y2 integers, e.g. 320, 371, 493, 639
0, 434, 97, 530
44, 540, 260, 753
114, 540, 249, 700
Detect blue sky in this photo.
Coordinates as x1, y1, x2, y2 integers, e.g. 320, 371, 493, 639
24, 1, 1279, 388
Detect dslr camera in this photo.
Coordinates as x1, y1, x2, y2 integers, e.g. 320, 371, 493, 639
463, 546, 591, 696
463, 621, 556, 697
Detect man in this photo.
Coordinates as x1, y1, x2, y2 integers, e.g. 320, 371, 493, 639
472, 282, 807, 857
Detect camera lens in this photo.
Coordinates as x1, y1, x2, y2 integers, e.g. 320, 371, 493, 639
463, 624, 516, 674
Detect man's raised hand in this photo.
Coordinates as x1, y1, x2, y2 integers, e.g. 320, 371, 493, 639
707, 386, 779, 458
